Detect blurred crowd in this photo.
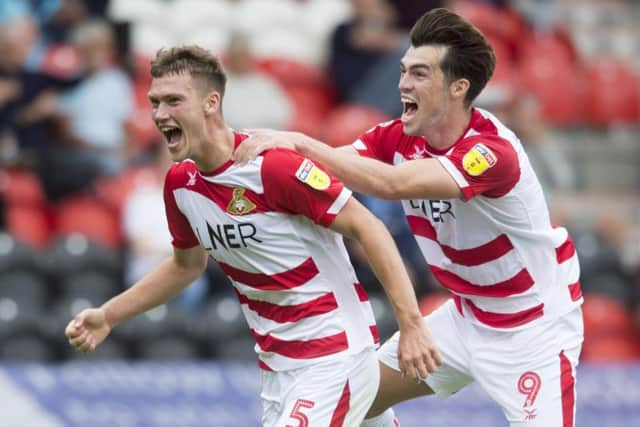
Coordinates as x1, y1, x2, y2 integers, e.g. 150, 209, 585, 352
0, 0, 639, 363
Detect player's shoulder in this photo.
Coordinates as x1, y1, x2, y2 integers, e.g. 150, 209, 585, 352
360, 119, 424, 147
164, 159, 198, 189
362, 119, 404, 139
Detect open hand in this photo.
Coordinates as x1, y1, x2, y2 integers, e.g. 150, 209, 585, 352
397, 319, 442, 380
233, 129, 297, 164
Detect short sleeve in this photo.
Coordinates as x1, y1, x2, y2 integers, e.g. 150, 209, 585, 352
260, 149, 352, 227
163, 165, 200, 249
437, 135, 520, 200
352, 120, 400, 164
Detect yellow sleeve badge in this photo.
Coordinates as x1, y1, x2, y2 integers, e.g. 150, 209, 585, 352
295, 159, 331, 190
462, 143, 498, 176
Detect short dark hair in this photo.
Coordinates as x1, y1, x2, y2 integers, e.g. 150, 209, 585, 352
410, 8, 495, 107
150, 45, 227, 97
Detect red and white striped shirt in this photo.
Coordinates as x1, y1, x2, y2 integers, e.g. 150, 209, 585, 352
164, 132, 378, 370
354, 108, 582, 330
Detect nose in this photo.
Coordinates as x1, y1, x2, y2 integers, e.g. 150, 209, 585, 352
152, 102, 169, 122
398, 73, 411, 92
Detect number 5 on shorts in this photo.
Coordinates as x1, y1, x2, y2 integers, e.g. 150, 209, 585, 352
286, 399, 315, 427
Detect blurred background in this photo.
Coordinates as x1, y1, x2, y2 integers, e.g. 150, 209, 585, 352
0, 0, 639, 426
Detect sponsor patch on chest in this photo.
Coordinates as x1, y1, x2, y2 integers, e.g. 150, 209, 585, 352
462, 143, 497, 176
295, 159, 330, 190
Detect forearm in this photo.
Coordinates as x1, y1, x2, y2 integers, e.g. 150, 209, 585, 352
102, 256, 202, 327
295, 136, 398, 199
355, 217, 423, 329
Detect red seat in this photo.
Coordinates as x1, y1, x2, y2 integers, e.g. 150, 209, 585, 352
0, 169, 46, 207
581, 335, 640, 363
257, 57, 328, 89
320, 105, 391, 147
6, 205, 52, 250
285, 85, 335, 137
582, 293, 633, 339
95, 166, 156, 213
583, 58, 640, 127
517, 53, 583, 126
55, 196, 122, 249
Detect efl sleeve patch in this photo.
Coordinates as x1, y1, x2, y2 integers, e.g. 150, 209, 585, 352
462, 143, 498, 176
295, 159, 330, 190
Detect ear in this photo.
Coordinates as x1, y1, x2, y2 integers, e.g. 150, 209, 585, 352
203, 91, 221, 115
450, 78, 470, 100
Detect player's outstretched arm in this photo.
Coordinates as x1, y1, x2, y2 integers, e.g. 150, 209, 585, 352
236, 130, 461, 200
65, 245, 208, 354
330, 197, 442, 379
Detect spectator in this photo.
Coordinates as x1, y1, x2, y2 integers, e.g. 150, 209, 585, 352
222, 31, 292, 131
55, 19, 133, 176
0, 14, 77, 172
122, 143, 209, 313
328, 0, 408, 117
508, 94, 575, 197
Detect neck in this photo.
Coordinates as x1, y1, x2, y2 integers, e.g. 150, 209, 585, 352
196, 121, 235, 173
424, 107, 473, 151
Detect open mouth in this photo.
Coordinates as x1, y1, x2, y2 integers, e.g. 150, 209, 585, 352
402, 101, 418, 120
160, 126, 183, 147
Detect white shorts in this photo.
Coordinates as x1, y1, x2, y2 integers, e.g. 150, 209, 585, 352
260, 348, 379, 427
378, 301, 584, 426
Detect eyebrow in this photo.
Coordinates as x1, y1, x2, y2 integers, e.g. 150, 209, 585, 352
400, 62, 432, 72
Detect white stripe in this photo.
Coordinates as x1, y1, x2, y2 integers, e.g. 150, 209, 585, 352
437, 156, 469, 189
242, 303, 344, 338
327, 187, 352, 215
352, 139, 367, 150
201, 157, 265, 194
234, 275, 335, 306
414, 236, 528, 288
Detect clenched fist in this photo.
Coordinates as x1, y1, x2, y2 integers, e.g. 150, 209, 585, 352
65, 308, 112, 354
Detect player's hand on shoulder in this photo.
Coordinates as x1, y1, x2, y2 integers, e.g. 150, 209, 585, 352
65, 307, 111, 354
233, 129, 297, 164
397, 319, 442, 381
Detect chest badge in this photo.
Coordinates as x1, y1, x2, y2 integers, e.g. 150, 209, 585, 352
227, 188, 257, 215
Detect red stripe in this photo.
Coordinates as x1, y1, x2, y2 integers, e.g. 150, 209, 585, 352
568, 281, 582, 301
441, 234, 513, 266
560, 351, 576, 427
354, 283, 369, 302
452, 294, 463, 315
235, 289, 338, 323
464, 298, 544, 328
252, 330, 348, 359
407, 216, 514, 266
219, 257, 319, 290
430, 265, 535, 297
369, 325, 380, 344
329, 381, 351, 427
556, 236, 576, 264
406, 215, 437, 240
258, 360, 273, 371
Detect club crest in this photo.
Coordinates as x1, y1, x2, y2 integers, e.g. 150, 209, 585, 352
227, 188, 257, 215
